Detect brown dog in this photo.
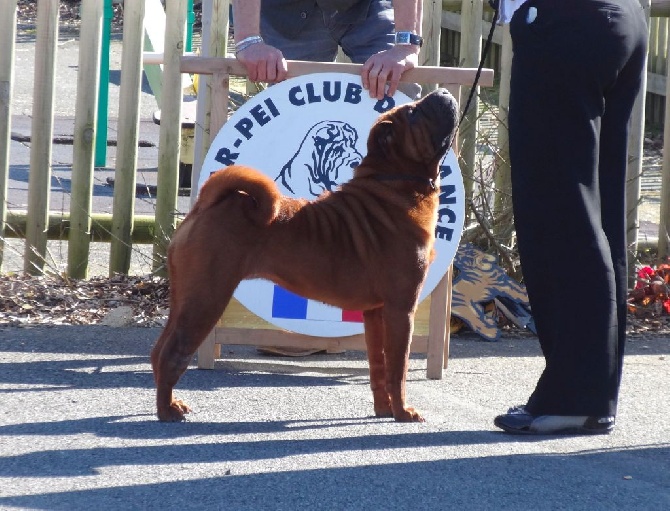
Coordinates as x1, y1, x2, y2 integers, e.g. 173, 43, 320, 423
151, 89, 459, 423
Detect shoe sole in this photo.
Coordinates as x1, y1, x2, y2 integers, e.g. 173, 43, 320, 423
494, 418, 614, 436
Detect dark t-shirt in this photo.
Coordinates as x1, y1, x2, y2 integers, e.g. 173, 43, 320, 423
261, 0, 373, 39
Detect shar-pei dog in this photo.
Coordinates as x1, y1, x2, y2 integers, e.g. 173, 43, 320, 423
151, 88, 459, 423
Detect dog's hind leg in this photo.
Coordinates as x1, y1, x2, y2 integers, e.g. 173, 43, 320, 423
381, 306, 425, 422
151, 249, 240, 421
150, 322, 195, 422
363, 308, 393, 418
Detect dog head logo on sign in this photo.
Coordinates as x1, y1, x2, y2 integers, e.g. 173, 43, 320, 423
200, 73, 465, 337
277, 120, 362, 196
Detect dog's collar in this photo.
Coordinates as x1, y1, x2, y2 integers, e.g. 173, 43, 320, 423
370, 174, 437, 191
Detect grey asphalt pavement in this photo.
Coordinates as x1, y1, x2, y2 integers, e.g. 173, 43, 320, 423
0, 326, 668, 510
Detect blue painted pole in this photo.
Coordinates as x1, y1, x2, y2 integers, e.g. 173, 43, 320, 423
95, 0, 113, 168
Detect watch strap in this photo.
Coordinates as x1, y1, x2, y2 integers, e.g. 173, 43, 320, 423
394, 31, 423, 47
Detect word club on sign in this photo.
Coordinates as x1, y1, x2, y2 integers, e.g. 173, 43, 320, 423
213, 80, 396, 168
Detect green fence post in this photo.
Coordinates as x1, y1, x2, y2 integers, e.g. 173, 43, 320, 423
186, 0, 194, 52
95, 0, 113, 168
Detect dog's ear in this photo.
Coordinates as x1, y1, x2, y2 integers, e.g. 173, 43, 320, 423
377, 120, 394, 144
370, 120, 394, 157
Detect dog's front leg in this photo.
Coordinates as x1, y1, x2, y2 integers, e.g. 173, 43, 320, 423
363, 308, 393, 417
382, 307, 424, 422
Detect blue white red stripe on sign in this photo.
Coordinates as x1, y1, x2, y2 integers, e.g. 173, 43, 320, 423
272, 285, 363, 323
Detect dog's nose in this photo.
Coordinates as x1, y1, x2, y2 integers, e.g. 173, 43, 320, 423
432, 88, 455, 101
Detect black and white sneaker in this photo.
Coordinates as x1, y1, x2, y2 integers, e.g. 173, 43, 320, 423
494, 406, 615, 435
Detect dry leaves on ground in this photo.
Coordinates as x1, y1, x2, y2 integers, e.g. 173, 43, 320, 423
0, 273, 169, 327
1, 272, 669, 339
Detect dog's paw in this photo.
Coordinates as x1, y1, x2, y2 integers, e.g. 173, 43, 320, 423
157, 399, 192, 422
374, 405, 394, 418
372, 394, 393, 418
393, 407, 425, 423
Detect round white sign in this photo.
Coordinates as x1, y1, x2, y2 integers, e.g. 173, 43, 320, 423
200, 72, 464, 337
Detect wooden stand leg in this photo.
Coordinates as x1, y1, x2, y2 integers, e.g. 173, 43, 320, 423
426, 265, 453, 379
197, 328, 217, 369
443, 264, 454, 371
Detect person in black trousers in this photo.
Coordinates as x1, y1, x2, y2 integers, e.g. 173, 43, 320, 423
494, 0, 649, 434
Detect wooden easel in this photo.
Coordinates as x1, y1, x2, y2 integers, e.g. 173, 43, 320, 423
179, 57, 494, 379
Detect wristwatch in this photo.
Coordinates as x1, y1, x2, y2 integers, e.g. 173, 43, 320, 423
394, 31, 423, 47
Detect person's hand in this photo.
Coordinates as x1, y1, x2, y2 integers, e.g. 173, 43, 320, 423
361, 45, 420, 99
236, 43, 288, 83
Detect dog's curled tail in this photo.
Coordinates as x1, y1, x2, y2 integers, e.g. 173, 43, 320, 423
196, 165, 281, 225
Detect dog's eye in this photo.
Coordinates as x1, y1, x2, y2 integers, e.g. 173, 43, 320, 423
407, 107, 419, 122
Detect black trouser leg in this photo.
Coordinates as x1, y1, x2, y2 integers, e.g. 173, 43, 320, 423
508, 0, 647, 417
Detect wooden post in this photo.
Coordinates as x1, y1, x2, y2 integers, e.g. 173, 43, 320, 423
626, 0, 651, 279
660, 9, 670, 261
0, 0, 17, 271
427, 269, 451, 378
493, 23, 513, 243
421, 0, 442, 67
191, 0, 230, 206
25, 0, 59, 275
656, 17, 669, 78
458, 0, 483, 219
153, 0, 187, 275
418, 0, 442, 96
109, 0, 146, 276
210, 71, 230, 146
68, 0, 104, 279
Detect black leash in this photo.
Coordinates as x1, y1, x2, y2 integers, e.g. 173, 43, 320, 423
456, 1, 501, 131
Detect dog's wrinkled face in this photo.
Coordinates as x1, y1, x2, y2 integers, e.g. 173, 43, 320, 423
367, 89, 459, 168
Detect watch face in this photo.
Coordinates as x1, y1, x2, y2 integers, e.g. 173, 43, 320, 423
395, 32, 421, 46
396, 32, 411, 44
